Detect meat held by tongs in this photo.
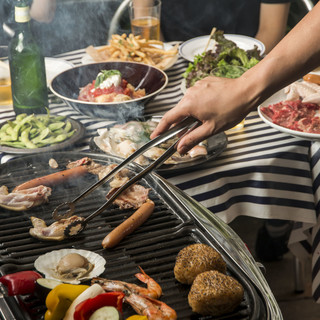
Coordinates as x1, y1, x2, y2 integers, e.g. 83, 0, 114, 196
29, 215, 84, 241
52, 117, 200, 237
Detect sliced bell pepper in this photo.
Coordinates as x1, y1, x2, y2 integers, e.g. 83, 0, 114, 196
44, 283, 89, 320
73, 292, 125, 320
0, 270, 42, 296
126, 316, 148, 320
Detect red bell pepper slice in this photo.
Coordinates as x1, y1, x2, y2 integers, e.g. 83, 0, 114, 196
0, 271, 42, 296
73, 292, 125, 320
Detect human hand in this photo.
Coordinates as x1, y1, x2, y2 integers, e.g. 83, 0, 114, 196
150, 75, 256, 154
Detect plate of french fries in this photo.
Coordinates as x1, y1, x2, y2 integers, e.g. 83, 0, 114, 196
82, 33, 179, 71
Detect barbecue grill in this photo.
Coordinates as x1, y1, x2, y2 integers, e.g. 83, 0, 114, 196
0, 151, 282, 320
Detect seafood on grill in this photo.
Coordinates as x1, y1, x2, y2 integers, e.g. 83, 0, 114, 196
92, 266, 162, 299
125, 293, 177, 320
0, 185, 51, 211
34, 249, 106, 284
93, 120, 208, 166
93, 267, 176, 319
55, 252, 94, 280
174, 243, 227, 284
29, 215, 85, 241
188, 270, 244, 316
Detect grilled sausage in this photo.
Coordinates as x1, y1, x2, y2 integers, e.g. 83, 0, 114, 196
303, 73, 320, 85
13, 166, 89, 191
102, 199, 155, 249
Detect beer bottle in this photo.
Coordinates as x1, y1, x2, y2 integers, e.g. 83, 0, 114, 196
9, 0, 48, 115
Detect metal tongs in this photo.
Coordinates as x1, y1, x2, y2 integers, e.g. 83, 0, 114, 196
52, 117, 200, 237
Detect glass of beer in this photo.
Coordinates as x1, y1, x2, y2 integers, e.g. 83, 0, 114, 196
129, 0, 161, 40
0, 46, 12, 106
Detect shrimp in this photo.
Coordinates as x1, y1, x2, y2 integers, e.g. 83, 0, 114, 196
134, 266, 162, 299
92, 267, 162, 299
125, 293, 177, 320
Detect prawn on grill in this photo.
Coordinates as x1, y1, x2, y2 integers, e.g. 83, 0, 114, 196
125, 293, 177, 320
92, 267, 162, 299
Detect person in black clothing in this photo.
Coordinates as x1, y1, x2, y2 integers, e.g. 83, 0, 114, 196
161, 0, 291, 54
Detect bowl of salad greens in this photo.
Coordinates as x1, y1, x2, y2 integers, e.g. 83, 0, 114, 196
183, 30, 262, 88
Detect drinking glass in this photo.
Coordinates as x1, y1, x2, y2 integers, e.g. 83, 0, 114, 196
0, 46, 12, 106
129, 0, 161, 40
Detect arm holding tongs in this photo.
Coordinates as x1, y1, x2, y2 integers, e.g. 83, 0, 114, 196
51, 117, 200, 236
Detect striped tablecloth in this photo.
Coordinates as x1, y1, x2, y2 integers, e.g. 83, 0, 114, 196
1, 47, 319, 302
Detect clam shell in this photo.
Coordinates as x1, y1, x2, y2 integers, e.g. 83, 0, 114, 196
34, 249, 106, 284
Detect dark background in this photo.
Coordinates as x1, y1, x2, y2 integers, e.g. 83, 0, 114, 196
0, 0, 318, 56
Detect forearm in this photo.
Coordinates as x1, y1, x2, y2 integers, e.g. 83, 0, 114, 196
255, 3, 290, 54
244, 2, 320, 110
30, 0, 56, 23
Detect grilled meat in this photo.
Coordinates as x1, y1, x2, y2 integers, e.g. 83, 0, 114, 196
174, 243, 227, 284
188, 270, 244, 316
107, 184, 150, 210
0, 185, 51, 211
29, 215, 84, 241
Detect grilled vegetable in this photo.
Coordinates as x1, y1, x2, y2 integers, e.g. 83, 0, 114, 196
44, 283, 89, 320
35, 278, 61, 303
73, 292, 125, 320
0, 271, 42, 296
64, 284, 105, 320
88, 307, 122, 320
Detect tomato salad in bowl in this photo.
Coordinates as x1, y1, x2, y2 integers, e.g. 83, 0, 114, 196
50, 61, 168, 120
78, 70, 146, 103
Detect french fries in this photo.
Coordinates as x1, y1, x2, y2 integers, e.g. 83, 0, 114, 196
85, 33, 178, 70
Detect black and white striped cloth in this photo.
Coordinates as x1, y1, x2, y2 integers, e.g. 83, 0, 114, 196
1, 47, 320, 303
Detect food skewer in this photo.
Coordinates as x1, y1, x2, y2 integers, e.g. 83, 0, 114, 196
204, 27, 217, 52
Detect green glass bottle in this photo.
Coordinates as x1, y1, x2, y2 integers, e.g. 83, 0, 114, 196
9, 0, 48, 115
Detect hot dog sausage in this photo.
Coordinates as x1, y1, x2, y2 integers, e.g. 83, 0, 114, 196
102, 199, 155, 249
303, 73, 320, 85
13, 166, 89, 191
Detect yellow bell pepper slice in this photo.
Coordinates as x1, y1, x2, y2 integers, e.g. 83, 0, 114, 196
126, 316, 148, 320
44, 283, 89, 320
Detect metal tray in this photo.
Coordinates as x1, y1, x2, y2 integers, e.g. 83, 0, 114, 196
0, 151, 268, 319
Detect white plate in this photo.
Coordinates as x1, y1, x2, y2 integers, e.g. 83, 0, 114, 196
258, 88, 320, 141
81, 43, 178, 71
45, 57, 74, 86
179, 34, 265, 62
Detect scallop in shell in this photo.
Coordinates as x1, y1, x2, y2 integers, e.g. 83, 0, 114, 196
34, 249, 106, 284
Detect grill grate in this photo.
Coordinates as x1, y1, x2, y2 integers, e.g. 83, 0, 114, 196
0, 152, 267, 320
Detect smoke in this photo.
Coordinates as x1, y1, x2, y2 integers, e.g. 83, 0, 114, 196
31, 0, 130, 56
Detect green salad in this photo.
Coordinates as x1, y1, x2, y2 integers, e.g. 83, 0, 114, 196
183, 30, 262, 88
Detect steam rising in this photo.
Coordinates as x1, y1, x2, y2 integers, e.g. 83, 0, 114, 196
29, 0, 129, 56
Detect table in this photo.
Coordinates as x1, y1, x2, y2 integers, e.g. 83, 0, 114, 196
1, 47, 319, 303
